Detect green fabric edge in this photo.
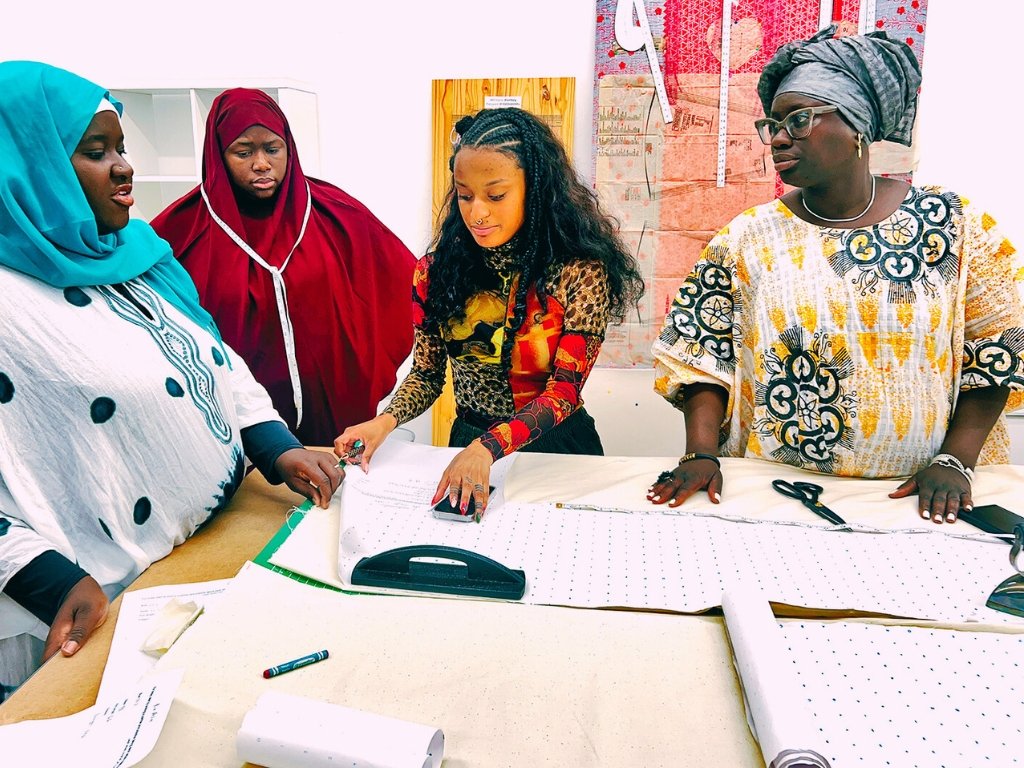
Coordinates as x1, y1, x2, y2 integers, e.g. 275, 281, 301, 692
250, 499, 343, 593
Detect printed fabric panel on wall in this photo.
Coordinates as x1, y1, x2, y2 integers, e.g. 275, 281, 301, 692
592, 0, 929, 367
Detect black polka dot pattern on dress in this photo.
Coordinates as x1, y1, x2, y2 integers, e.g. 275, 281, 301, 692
0, 373, 13, 404
133, 497, 152, 525
90, 397, 116, 423
211, 347, 224, 366
0, 519, 10, 536
98, 518, 113, 539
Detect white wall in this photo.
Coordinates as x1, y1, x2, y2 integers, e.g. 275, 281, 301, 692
5, 1, 1022, 457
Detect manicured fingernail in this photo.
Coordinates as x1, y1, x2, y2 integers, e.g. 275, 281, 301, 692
963, 504, 973, 511
932, 513, 943, 523
712, 492, 720, 502
62, 640, 79, 655
946, 513, 956, 523
921, 510, 930, 519
652, 495, 661, 501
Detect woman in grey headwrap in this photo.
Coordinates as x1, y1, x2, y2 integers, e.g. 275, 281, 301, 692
648, 27, 1024, 525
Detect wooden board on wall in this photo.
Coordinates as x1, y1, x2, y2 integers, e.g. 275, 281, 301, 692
429, 77, 575, 446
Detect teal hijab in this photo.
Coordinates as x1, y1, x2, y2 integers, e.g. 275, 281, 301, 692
0, 61, 220, 339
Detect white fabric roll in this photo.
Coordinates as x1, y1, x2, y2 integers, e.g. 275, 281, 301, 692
722, 587, 831, 768
237, 690, 444, 768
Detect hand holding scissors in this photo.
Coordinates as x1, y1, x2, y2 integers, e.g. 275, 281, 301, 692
771, 479, 848, 529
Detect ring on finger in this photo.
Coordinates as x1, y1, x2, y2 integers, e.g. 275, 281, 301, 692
473, 483, 485, 492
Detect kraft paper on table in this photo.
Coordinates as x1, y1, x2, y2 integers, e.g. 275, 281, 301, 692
138, 563, 762, 768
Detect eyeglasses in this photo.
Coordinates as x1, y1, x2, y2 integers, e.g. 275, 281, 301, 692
754, 105, 839, 145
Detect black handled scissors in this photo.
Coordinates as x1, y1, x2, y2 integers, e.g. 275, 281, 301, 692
771, 479, 848, 528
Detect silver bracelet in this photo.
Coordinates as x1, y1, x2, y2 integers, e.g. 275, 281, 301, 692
929, 453, 975, 483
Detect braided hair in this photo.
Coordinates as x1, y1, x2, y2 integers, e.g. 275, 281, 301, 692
426, 108, 643, 335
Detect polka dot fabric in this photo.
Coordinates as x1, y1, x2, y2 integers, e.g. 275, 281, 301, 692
780, 621, 1023, 767
338, 471, 1018, 622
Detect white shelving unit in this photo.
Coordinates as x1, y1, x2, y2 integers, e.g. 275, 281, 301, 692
108, 81, 320, 222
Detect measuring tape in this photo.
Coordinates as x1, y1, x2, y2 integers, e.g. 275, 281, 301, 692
614, 0, 673, 125
857, 0, 878, 33
715, 0, 735, 187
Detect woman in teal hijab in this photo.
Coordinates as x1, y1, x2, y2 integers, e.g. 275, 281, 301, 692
0, 61, 217, 332
0, 62, 345, 696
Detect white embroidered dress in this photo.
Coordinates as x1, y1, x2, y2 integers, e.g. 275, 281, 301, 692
0, 266, 281, 672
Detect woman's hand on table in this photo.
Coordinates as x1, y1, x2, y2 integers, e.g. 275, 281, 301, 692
275, 448, 345, 509
334, 413, 398, 472
646, 459, 722, 507
43, 575, 109, 661
431, 440, 494, 522
889, 465, 971, 524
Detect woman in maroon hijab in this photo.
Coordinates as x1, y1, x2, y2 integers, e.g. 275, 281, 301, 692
152, 89, 414, 446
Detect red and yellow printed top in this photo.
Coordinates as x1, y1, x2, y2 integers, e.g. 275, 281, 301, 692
384, 242, 611, 460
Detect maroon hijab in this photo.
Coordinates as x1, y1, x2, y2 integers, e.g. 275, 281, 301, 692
152, 89, 414, 446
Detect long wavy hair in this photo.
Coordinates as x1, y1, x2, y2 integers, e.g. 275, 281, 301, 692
426, 108, 644, 335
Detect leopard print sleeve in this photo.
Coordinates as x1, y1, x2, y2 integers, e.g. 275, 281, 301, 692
383, 257, 449, 425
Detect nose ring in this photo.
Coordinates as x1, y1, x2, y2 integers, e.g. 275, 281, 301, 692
475, 218, 484, 225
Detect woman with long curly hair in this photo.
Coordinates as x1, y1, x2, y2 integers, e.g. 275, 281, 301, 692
335, 107, 643, 519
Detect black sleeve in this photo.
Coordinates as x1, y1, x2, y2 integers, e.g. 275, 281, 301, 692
241, 420, 304, 485
4, 550, 89, 626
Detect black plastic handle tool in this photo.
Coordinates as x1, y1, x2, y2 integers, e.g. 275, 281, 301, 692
351, 545, 526, 600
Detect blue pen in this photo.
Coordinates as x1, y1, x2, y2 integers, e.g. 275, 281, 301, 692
262, 649, 329, 678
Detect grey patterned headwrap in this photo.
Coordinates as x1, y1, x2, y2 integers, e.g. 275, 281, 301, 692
757, 25, 921, 146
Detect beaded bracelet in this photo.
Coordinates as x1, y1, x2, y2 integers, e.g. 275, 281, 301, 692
929, 453, 975, 484
678, 452, 721, 468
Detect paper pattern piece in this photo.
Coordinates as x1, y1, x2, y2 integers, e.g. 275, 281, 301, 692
97, 580, 230, 702
0, 668, 183, 767
237, 691, 444, 768
328, 446, 1017, 621
724, 595, 1024, 768
270, 441, 517, 590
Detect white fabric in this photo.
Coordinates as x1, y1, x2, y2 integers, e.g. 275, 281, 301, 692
722, 589, 831, 768
0, 267, 281, 660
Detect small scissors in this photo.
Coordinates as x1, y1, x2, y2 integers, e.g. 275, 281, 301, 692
771, 479, 848, 528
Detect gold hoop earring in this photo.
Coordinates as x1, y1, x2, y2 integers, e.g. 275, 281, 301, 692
856, 133, 863, 159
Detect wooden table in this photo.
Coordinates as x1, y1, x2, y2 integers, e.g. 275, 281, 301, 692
0, 469, 302, 724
